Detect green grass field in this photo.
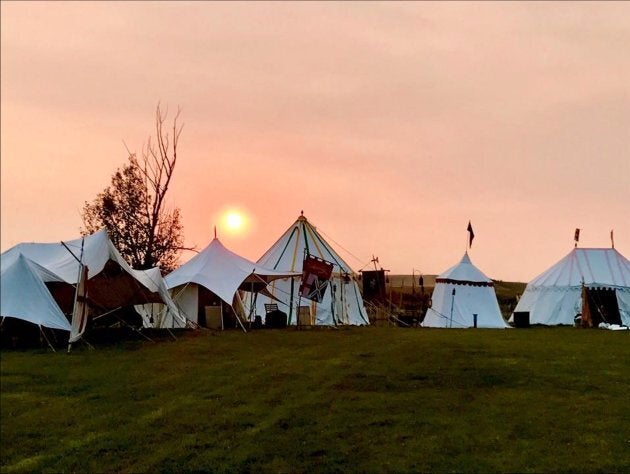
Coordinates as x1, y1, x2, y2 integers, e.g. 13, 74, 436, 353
2, 327, 629, 473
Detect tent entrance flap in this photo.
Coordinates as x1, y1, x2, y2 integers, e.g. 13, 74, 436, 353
582, 287, 621, 327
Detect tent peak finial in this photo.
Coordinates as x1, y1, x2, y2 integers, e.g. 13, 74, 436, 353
298, 211, 307, 221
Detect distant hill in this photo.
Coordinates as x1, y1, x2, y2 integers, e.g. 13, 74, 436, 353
385, 274, 437, 290
493, 280, 527, 318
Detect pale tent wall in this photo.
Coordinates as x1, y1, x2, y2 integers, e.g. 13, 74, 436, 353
170, 284, 199, 325
248, 214, 369, 326
423, 282, 507, 328
511, 248, 630, 326
0, 254, 71, 331
617, 290, 630, 326
422, 253, 508, 329
512, 287, 582, 326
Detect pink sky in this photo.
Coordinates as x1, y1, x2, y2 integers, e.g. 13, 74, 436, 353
2, 2, 629, 282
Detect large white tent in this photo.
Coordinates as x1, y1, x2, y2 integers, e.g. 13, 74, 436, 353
422, 253, 508, 328
1, 230, 166, 314
0, 254, 71, 331
248, 213, 369, 326
165, 237, 299, 326
511, 248, 630, 326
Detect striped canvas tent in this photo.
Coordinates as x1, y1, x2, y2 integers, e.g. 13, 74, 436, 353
511, 248, 630, 326
249, 213, 369, 326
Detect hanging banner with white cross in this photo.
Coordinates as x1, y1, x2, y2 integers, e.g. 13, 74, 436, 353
299, 254, 334, 302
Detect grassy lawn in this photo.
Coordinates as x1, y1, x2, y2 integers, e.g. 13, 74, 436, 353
1, 327, 629, 473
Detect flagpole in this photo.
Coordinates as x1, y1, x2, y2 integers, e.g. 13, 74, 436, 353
449, 288, 456, 328
296, 249, 307, 330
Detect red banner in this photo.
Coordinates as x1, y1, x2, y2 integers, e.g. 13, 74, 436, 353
299, 255, 334, 302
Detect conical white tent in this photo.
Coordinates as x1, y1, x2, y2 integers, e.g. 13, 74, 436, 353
512, 248, 630, 326
1, 254, 71, 331
423, 253, 508, 328
165, 237, 299, 325
249, 213, 369, 326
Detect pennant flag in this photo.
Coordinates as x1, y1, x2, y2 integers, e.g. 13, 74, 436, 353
574, 228, 580, 247
611, 229, 614, 249
467, 221, 475, 248
299, 254, 334, 302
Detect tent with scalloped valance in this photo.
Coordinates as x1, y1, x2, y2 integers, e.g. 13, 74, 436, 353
511, 248, 630, 326
423, 252, 508, 328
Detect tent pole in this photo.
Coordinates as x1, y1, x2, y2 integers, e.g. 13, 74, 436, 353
232, 304, 247, 333
340, 271, 346, 324
251, 282, 254, 322
120, 316, 155, 342
330, 275, 336, 326
40, 326, 56, 352
388, 279, 393, 327
296, 293, 302, 330
66, 237, 86, 353
288, 278, 295, 325
449, 288, 456, 328
230, 294, 247, 333
81, 338, 95, 350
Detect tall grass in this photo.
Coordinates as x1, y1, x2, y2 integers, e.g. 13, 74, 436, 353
1, 327, 629, 473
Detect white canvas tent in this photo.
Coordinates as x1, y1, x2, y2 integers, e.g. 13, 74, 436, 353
423, 253, 508, 328
165, 237, 299, 326
0, 254, 71, 331
511, 248, 630, 326
1, 230, 166, 316
248, 213, 369, 326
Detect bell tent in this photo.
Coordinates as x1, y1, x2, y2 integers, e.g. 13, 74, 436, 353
422, 252, 508, 328
164, 236, 299, 328
250, 213, 369, 326
511, 248, 630, 326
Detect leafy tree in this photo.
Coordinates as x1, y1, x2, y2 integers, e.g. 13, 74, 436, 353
82, 104, 187, 273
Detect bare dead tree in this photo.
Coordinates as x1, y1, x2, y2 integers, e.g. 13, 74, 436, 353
82, 104, 191, 273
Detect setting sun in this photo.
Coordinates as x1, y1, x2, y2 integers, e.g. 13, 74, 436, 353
220, 209, 249, 236
226, 211, 243, 230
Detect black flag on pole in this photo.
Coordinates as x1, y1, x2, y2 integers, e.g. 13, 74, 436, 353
574, 228, 580, 247
467, 221, 475, 248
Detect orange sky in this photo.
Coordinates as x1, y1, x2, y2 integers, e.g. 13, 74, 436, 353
1, 2, 629, 282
